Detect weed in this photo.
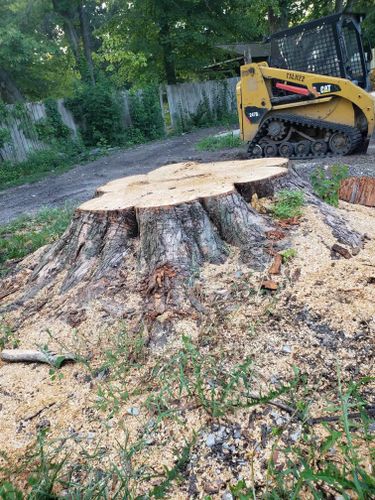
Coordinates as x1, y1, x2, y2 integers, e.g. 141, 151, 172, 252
280, 248, 297, 263
228, 378, 375, 498
0, 318, 18, 349
145, 336, 299, 419
196, 131, 242, 151
147, 439, 194, 498
0, 206, 73, 276
95, 329, 146, 417
270, 190, 304, 219
311, 164, 349, 207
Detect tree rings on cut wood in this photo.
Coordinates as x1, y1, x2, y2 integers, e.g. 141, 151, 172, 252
339, 176, 375, 207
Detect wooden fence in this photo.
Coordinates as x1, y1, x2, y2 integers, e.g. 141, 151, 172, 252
0, 77, 239, 165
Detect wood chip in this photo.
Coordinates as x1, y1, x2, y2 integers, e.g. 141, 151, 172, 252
261, 279, 278, 291
268, 254, 282, 275
331, 243, 352, 259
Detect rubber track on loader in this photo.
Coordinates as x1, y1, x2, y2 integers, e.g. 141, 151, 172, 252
247, 113, 363, 159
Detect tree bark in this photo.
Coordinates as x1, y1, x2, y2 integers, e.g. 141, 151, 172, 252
159, 19, 177, 85
0, 159, 364, 348
0, 68, 24, 103
268, 0, 289, 34
78, 1, 96, 85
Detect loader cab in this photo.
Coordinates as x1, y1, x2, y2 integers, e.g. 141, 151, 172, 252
269, 13, 371, 91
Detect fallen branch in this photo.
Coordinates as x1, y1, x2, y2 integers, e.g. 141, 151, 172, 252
1, 349, 76, 367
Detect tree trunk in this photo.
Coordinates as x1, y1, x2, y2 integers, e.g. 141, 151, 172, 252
159, 19, 177, 85
0, 68, 24, 103
268, 0, 289, 34
78, 1, 96, 85
0, 159, 364, 348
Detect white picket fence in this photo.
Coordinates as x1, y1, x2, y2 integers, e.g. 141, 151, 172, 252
0, 77, 239, 164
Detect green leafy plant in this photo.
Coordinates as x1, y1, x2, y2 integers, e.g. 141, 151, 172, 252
280, 248, 297, 262
0, 127, 11, 148
34, 99, 70, 142
0, 318, 19, 349
127, 85, 165, 143
196, 131, 242, 151
271, 190, 304, 219
311, 164, 349, 207
227, 378, 375, 499
66, 80, 125, 147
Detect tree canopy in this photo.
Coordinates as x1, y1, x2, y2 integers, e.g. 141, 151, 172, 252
0, 0, 373, 102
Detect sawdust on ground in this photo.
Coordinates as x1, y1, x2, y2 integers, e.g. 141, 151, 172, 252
0, 201, 374, 498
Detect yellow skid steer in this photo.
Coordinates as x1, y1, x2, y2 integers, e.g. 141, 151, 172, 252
237, 13, 375, 158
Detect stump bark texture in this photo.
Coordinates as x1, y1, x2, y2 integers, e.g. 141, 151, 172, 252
0, 158, 365, 347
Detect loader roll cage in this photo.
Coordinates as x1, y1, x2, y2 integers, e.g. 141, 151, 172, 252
269, 13, 371, 91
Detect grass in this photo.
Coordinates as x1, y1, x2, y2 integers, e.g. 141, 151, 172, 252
270, 189, 304, 219
0, 330, 373, 497
0, 141, 107, 190
196, 131, 243, 151
144, 336, 299, 420
0, 205, 74, 276
230, 375, 375, 499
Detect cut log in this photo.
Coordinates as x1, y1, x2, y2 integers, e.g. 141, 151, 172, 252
339, 176, 375, 207
0, 158, 365, 348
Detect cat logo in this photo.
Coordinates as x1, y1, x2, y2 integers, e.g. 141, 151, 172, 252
319, 84, 332, 93
314, 82, 341, 94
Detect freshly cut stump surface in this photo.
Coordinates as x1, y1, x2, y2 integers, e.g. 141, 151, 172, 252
0, 157, 365, 348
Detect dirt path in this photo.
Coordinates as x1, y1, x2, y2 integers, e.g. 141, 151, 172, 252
1, 127, 374, 224
0, 127, 236, 224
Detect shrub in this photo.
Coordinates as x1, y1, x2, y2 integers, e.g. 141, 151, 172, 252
128, 85, 165, 142
66, 81, 125, 147
34, 98, 70, 142
271, 190, 304, 219
311, 164, 349, 207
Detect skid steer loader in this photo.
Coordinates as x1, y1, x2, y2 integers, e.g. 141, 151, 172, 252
237, 13, 375, 159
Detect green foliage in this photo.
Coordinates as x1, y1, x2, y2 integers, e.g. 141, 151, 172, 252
196, 132, 242, 151
280, 248, 297, 262
271, 190, 304, 219
0, 140, 94, 190
0, 318, 18, 349
0, 127, 11, 148
34, 99, 70, 142
311, 164, 349, 207
0, 481, 23, 499
227, 378, 375, 499
0, 206, 73, 276
145, 336, 298, 419
127, 85, 165, 143
66, 81, 125, 147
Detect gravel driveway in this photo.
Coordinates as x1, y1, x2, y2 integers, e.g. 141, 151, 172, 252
0, 127, 374, 224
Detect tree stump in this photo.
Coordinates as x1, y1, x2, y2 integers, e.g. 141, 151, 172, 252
339, 176, 375, 207
0, 158, 365, 347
